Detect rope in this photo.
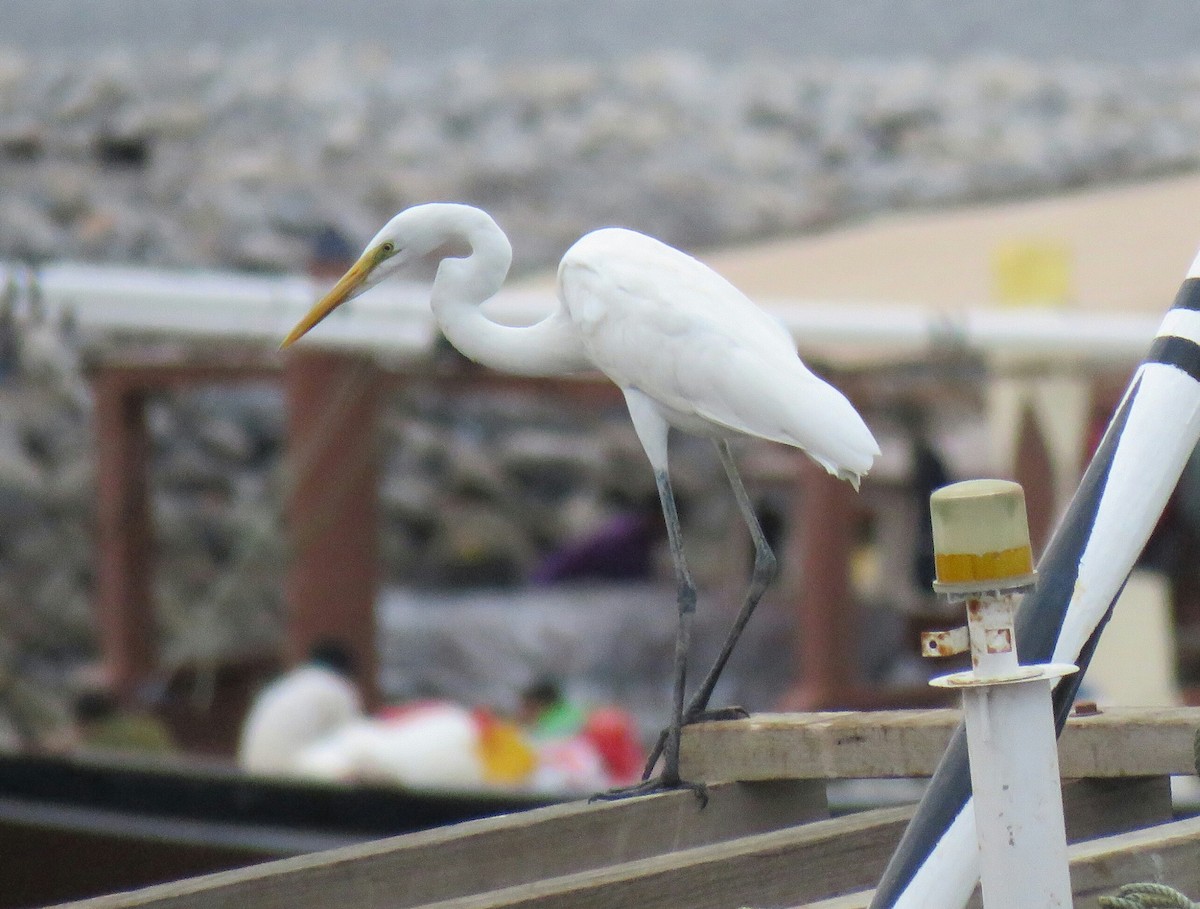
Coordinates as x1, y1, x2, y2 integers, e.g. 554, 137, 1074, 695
1099, 883, 1199, 909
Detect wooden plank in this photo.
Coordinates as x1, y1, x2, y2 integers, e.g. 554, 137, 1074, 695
681, 707, 1200, 781
51, 772, 1182, 909
1060, 777, 1174, 843
798, 815, 1200, 909
1067, 814, 1200, 904
55, 781, 826, 909
799, 893, 872, 909
411, 806, 915, 909
74, 786, 1162, 909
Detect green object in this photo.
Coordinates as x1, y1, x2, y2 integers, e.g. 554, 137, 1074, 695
1099, 883, 1198, 909
533, 700, 587, 738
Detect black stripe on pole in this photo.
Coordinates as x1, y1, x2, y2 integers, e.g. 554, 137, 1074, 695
1170, 276, 1200, 312
1042, 375, 1143, 732
1147, 335, 1200, 382
867, 726, 973, 908
1016, 376, 1139, 665
869, 378, 1139, 909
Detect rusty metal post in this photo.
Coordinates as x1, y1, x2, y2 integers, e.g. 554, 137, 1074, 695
780, 458, 859, 709
283, 349, 382, 708
1012, 405, 1055, 556
93, 369, 156, 702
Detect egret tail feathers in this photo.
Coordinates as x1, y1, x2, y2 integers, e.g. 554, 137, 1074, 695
779, 378, 879, 485
804, 449, 866, 492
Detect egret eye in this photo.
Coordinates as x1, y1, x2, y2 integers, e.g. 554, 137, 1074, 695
374, 241, 399, 265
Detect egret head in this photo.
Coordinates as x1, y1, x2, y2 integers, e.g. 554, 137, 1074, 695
280, 206, 450, 349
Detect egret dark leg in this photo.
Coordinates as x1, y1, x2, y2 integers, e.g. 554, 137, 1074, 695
688, 440, 778, 713
641, 441, 777, 778
657, 466, 696, 788
594, 466, 705, 801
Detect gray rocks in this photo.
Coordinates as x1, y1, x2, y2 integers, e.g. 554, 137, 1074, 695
2, 46, 1200, 271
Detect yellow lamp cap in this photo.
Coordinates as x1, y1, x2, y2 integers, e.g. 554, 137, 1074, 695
930, 479, 1034, 589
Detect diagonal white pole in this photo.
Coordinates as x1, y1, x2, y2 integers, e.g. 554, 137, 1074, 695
872, 247, 1200, 909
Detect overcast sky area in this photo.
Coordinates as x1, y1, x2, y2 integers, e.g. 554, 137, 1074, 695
1, 0, 1196, 62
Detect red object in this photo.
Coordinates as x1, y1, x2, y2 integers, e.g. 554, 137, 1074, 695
582, 707, 644, 784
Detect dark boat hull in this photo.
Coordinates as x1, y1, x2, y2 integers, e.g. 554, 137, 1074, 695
0, 750, 556, 908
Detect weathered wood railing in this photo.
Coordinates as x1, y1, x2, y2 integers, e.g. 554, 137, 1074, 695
54, 707, 1200, 909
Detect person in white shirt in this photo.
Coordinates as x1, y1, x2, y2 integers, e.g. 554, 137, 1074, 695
237, 640, 363, 775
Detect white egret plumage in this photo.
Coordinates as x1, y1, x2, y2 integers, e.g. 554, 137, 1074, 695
282, 203, 879, 792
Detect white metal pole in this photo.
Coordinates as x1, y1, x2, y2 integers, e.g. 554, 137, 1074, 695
924, 480, 1077, 909
960, 677, 1072, 908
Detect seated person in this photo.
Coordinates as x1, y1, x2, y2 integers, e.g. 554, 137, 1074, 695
238, 640, 362, 775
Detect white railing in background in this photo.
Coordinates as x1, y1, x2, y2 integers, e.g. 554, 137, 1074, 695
0, 261, 1163, 367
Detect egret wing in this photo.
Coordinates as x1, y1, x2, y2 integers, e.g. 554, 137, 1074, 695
559, 229, 878, 480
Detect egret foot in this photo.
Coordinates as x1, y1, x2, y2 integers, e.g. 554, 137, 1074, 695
695, 705, 750, 722
589, 775, 708, 805
640, 706, 750, 783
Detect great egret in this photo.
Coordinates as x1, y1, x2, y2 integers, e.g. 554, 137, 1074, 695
281, 203, 879, 793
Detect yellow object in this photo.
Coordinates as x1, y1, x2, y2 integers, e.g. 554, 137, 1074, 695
930, 479, 1034, 588
934, 546, 1034, 584
476, 717, 538, 784
992, 239, 1072, 307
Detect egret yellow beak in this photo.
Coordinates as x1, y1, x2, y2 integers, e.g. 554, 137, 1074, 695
280, 254, 374, 349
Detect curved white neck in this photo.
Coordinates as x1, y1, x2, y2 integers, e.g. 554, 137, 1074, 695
428, 209, 589, 377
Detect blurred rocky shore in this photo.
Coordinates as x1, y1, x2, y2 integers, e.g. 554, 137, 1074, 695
1, 44, 1196, 743
2, 46, 1200, 274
